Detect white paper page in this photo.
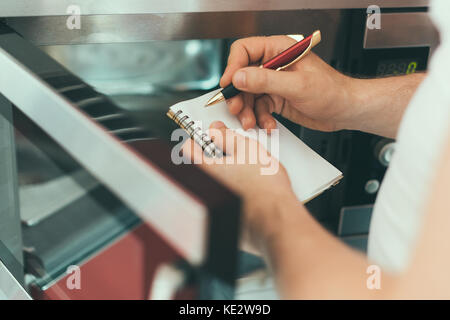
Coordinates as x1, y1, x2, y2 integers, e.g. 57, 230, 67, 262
170, 89, 342, 202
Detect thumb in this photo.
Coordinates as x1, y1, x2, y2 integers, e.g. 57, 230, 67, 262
232, 66, 301, 99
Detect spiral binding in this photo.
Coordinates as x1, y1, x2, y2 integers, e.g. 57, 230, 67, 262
169, 109, 220, 158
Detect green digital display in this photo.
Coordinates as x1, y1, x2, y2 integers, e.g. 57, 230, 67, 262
376, 59, 419, 76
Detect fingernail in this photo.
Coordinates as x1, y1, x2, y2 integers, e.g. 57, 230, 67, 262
233, 70, 246, 88
211, 121, 225, 129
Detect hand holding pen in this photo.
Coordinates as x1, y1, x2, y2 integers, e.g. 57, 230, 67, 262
206, 31, 322, 107
211, 32, 353, 133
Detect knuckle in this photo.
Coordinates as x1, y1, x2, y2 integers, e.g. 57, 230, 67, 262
293, 73, 306, 91
230, 39, 240, 48
229, 39, 244, 53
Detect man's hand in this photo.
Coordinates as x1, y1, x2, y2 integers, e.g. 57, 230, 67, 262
181, 122, 450, 299
220, 35, 355, 132
182, 121, 299, 253
221, 35, 426, 138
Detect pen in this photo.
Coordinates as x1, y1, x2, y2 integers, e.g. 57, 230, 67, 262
205, 30, 322, 107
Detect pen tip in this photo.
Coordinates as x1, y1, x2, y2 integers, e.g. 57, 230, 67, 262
205, 92, 224, 107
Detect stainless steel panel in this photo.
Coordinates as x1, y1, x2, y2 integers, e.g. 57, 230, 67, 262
0, 33, 208, 266
0, 94, 24, 284
22, 184, 140, 289
0, 259, 30, 300
0, 0, 430, 17
6, 10, 346, 53
364, 12, 440, 52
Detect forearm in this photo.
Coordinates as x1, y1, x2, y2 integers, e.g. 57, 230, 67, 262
344, 73, 425, 138
257, 197, 395, 299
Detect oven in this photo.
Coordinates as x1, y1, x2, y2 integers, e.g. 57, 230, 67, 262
0, 0, 436, 300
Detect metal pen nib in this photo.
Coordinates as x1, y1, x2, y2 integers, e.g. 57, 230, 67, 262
205, 92, 225, 107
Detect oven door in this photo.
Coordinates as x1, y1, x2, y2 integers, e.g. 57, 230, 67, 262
0, 22, 240, 299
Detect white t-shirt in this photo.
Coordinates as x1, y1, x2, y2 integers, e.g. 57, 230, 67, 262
368, 0, 450, 272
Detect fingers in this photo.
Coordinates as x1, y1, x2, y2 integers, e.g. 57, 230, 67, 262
221, 36, 300, 129
182, 122, 246, 160
220, 37, 267, 88
183, 122, 273, 171
181, 138, 227, 181
238, 105, 256, 131
226, 93, 279, 132
237, 93, 256, 130
209, 121, 244, 156
255, 95, 277, 132
227, 93, 256, 130
220, 35, 297, 88
232, 66, 302, 99
226, 95, 244, 115
181, 138, 205, 164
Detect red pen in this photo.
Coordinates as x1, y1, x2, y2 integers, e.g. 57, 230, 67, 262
205, 30, 322, 107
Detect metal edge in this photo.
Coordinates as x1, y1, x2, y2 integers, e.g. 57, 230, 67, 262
0, 0, 430, 17
0, 259, 31, 300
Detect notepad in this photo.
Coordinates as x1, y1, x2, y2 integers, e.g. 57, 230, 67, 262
168, 89, 343, 202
